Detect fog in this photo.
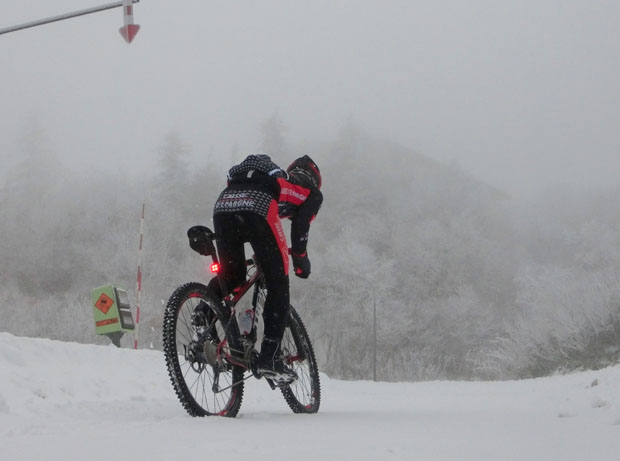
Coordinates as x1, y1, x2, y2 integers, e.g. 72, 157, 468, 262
2, 1, 620, 381
2, 0, 619, 196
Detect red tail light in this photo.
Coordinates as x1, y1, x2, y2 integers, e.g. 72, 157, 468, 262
210, 263, 220, 273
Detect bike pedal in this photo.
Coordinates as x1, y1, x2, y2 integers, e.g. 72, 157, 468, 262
259, 370, 297, 388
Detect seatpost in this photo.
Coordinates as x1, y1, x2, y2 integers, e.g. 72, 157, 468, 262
210, 252, 231, 302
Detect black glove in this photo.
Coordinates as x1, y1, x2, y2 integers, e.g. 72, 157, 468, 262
292, 251, 311, 279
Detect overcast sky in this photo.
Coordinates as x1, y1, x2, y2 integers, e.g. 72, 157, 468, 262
1, 0, 619, 197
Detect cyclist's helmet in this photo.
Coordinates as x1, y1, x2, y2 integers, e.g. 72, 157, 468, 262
287, 155, 322, 190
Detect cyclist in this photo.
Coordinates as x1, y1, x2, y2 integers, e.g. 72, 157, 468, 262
208, 154, 323, 384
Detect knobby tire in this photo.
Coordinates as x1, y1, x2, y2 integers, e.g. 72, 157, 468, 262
280, 306, 321, 413
162, 282, 245, 417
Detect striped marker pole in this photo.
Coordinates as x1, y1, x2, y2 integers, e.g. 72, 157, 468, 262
133, 200, 145, 349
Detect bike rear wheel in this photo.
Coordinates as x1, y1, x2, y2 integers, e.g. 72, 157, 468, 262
162, 282, 245, 417
279, 306, 321, 413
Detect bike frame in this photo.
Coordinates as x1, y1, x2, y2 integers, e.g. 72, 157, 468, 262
209, 254, 266, 372
216, 258, 263, 309
187, 225, 290, 384
166, 225, 321, 415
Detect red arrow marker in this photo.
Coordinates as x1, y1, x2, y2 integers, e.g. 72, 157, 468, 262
119, 0, 140, 43
119, 23, 140, 43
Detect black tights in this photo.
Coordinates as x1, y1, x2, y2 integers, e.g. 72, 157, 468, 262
207, 212, 290, 341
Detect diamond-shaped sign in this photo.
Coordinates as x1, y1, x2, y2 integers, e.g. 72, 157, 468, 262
95, 293, 114, 314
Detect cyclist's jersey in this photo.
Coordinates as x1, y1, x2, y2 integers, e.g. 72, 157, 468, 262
213, 155, 323, 255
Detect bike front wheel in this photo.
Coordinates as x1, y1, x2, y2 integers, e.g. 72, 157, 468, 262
162, 282, 245, 417
279, 306, 321, 413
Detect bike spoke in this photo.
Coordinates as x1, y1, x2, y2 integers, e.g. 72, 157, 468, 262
164, 282, 320, 416
278, 307, 321, 413
163, 283, 245, 417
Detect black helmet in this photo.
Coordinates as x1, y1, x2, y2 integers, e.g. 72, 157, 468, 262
287, 155, 322, 189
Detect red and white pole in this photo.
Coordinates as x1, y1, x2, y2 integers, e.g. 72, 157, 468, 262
133, 200, 145, 349
119, 0, 140, 43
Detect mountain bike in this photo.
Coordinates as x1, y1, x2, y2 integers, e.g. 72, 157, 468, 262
162, 225, 321, 417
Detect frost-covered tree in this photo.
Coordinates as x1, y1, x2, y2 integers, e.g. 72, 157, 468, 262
298, 124, 520, 380
487, 186, 620, 378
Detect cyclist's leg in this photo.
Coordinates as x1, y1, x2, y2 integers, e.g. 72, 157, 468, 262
245, 211, 290, 342
254, 237, 290, 342
208, 213, 248, 297
244, 212, 296, 382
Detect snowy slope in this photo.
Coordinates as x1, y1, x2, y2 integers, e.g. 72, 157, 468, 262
0, 332, 619, 461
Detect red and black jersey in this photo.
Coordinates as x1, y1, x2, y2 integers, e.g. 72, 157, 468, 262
213, 155, 322, 255
276, 175, 322, 255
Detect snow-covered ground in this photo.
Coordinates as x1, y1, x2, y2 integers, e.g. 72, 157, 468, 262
0, 332, 619, 461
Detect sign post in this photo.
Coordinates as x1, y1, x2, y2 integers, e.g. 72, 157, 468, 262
0, 0, 140, 43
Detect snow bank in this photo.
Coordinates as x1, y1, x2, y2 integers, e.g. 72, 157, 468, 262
1, 332, 620, 461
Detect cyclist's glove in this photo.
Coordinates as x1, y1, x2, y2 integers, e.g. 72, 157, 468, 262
292, 251, 311, 279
